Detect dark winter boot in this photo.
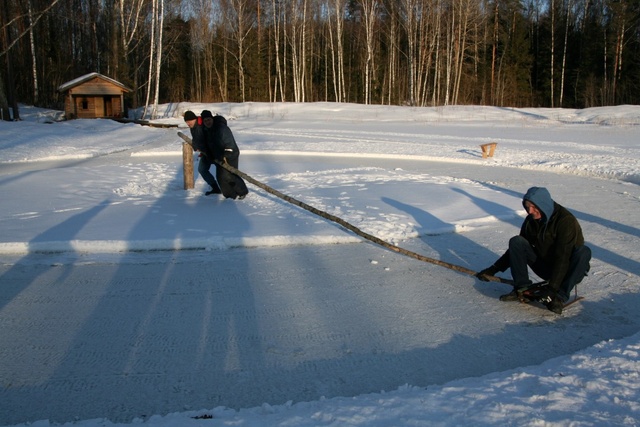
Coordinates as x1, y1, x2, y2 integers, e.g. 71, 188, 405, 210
499, 286, 531, 302
536, 288, 564, 314
205, 187, 222, 196
499, 290, 520, 301
545, 296, 564, 314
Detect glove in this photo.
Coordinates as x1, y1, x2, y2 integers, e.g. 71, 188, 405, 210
476, 265, 499, 282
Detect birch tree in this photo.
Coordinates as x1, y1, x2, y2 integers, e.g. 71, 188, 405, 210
287, 0, 309, 102
327, 0, 347, 102
559, 0, 572, 107
358, 0, 380, 104
380, 0, 399, 105
143, 0, 157, 118
221, 0, 256, 102
151, 0, 164, 117
431, 0, 442, 105
451, 0, 480, 105
1, 0, 62, 119
27, 1, 39, 104
398, 0, 420, 105
609, 0, 631, 103
443, 1, 455, 105
550, 0, 556, 107
118, 0, 147, 80
490, 0, 499, 104
269, 0, 286, 101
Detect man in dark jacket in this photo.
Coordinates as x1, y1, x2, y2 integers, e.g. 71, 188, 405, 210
204, 114, 249, 200
476, 187, 591, 314
183, 110, 221, 196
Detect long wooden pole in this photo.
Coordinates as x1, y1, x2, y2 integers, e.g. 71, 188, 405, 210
178, 132, 511, 285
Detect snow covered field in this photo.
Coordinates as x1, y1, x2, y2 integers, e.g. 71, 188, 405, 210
0, 103, 639, 426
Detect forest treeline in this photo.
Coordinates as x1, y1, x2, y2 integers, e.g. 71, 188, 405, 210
1, 0, 639, 120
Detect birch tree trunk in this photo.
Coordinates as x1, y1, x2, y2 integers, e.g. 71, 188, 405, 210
359, 0, 379, 104
151, 0, 164, 119
328, 0, 346, 102
237, 1, 247, 103
491, 0, 499, 105
452, 0, 475, 105
27, 0, 38, 104
270, 0, 285, 101
559, 0, 571, 107
290, 2, 300, 102
399, 0, 418, 105
142, 0, 156, 119
300, 0, 308, 102
611, 0, 627, 102
385, 4, 398, 105
327, 8, 338, 101
118, 0, 145, 80
415, 0, 435, 107
444, 6, 455, 105
432, 0, 442, 105
603, 24, 608, 104
550, 0, 555, 107
222, 0, 254, 102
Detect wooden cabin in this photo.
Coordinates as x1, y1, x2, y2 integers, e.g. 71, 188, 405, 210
58, 73, 131, 119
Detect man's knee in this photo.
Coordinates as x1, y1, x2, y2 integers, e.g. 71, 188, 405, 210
509, 235, 529, 251
578, 245, 592, 263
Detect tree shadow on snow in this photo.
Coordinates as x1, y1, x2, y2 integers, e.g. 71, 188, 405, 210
0, 202, 110, 313
380, 194, 520, 279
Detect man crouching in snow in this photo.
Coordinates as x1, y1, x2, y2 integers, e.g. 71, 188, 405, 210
476, 187, 591, 314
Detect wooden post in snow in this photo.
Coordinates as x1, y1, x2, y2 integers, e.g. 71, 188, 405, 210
182, 140, 194, 189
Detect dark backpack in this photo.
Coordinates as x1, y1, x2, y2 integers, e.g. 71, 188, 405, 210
213, 115, 227, 126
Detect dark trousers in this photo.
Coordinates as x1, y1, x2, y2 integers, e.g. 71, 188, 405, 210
508, 235, 591, 301
198, 156, 220, 191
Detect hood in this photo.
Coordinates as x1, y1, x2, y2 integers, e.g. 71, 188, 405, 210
523, 187, 555, 222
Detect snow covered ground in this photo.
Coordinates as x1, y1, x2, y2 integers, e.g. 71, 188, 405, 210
0, 103, 639, 426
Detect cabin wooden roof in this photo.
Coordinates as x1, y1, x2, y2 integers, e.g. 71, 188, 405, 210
58, 72, 131, 94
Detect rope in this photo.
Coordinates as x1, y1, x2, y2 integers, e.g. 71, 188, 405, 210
178, 132, 510, 285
